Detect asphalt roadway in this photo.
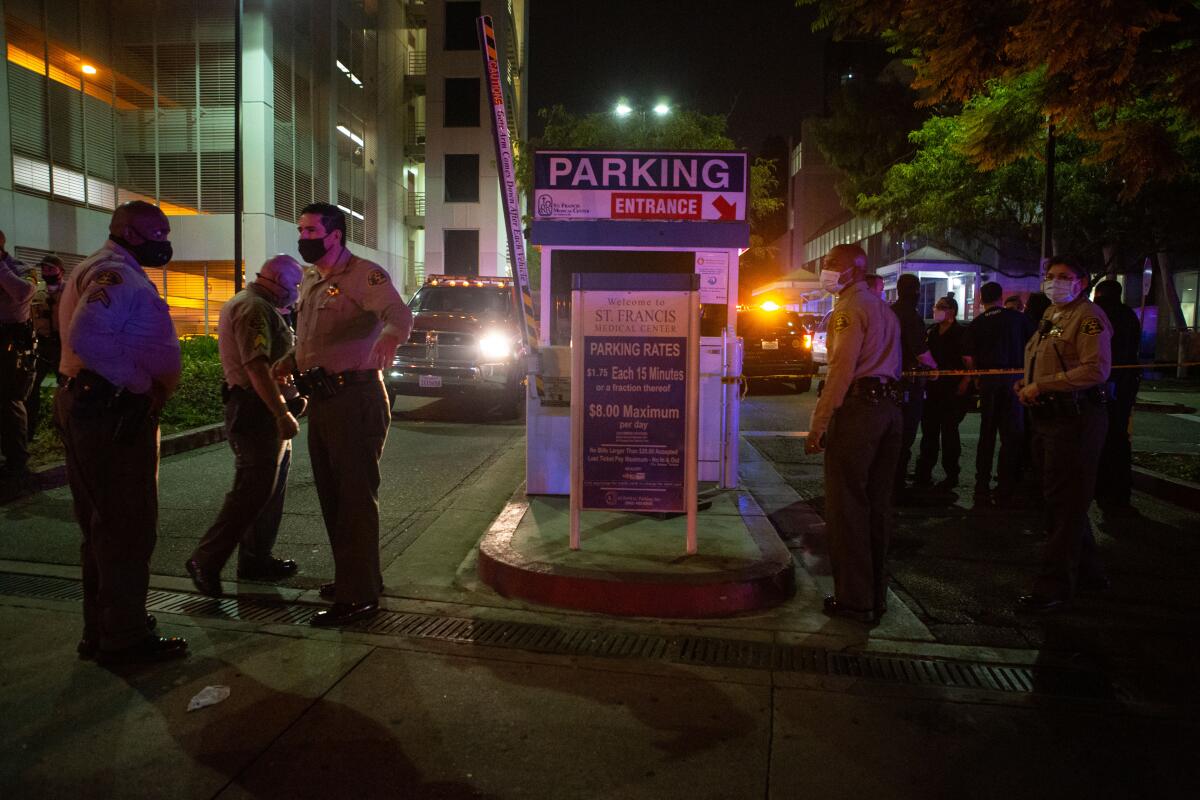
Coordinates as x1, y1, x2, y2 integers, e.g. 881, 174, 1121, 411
1, 390, 1198, 798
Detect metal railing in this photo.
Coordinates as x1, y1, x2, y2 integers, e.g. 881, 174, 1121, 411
405, 122, 426, 150
405, 48, 427, 76
406, 191, 426, 217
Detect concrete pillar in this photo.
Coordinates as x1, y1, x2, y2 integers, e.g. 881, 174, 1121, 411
239, 0, 273, 280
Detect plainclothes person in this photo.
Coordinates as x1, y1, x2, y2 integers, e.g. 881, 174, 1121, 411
0, 230, 36, 495
1004, 295, 1024, 312
279, 202, 412, 627
914, 296, 970, 490
963, 281, 1035, 503
806, 244, 903, 623
55, 201, 187, 662
1015, 256, 1111, 612
890, 273, 936, 495
27, 255, 66, 442
186, 255, 306, 596
1092, 279, 1142, 513
864, 273, 885, 299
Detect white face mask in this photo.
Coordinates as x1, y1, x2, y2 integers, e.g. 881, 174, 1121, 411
932, 309, 951, 323
819, 269, 847, 295
1042, 277, 1080, 305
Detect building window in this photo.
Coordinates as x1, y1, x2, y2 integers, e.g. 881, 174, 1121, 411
444, 154, 479, 202
444, 229, 479, 276
444, 2, 482, 51
444, 78, 480, 127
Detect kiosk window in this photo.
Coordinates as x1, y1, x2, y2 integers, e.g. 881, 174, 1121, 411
444, 2, 481, 50
444, 78, 480, 127
444, 154, 479, 202
549, 250, 697, 346
444, 230, 479, 276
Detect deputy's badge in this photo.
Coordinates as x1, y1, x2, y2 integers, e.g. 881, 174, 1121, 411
94, 270, 122, 286
325, 284, 340, 297
1081, 317, 1103, 336
367, 269, 389, 287
87, 288, 111, 307
832, 312, 851, 333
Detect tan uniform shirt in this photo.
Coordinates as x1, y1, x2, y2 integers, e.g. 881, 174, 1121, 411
61, 243, 180, 394
0, 253, 35, 323
218, 283, 294, 389
294, 248, 412, 373
1024, 296, 1112, 392
810, 280, 902, 439
31, 283, 62, 339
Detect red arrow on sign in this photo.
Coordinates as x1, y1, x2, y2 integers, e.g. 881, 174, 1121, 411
712, 195, 737, 221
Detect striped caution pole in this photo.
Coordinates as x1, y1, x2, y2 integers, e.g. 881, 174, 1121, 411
477, 15, 543, 399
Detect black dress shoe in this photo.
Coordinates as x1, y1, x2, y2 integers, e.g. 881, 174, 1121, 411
310, 602, 379, 627
186, 559, 223, 597
1016, 594, 1069, 613
95, 635, 188, 664
822, 596, 877, 623
78, 615, 158, 660
318, 582, 337, 599
237, 557, 299, 581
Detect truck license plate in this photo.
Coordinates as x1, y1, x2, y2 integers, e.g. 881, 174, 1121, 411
761, 340, 779, 350
419, 375, 443, 388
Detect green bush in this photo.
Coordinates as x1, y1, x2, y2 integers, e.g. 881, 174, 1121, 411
160, 335, 224, 433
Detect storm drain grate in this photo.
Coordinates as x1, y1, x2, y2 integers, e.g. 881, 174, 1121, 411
0, 571, 1119, 700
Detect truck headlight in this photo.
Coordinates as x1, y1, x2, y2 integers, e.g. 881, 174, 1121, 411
478, 330, 513, 361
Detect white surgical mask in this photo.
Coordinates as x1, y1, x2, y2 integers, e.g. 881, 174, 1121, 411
933, 309, 950, 323
1042, 277, 1079, 305
819, 269, 847, 295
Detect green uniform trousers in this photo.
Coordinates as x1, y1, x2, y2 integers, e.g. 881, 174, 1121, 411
56, 384, 159, 652
824, 393, 903, 612
307, 379, 390, 604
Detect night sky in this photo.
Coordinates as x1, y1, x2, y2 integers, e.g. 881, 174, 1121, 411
526, 0, 826, 154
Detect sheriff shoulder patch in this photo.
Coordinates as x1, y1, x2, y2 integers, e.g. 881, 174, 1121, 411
832, 312, 851, 333
367, 269, 389, 287
87, 288, 111, 307
93, 270, 122, 286
1080, 317, 1103, 336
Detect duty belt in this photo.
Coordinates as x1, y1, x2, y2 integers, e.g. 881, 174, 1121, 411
848, 376, 902, 404
294, 367, 382, 400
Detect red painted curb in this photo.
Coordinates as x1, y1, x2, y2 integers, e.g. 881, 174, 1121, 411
477, 500, 796, 618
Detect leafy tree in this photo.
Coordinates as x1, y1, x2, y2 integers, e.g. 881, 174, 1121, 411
797, 0, 1200, 196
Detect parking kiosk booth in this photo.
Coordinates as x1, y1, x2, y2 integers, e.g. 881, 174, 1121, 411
525, 149, 750, 497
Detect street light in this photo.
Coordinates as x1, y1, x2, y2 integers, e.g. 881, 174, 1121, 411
613, 100, 671, 124
653, 102, 670, 116
614, 102, 633, 117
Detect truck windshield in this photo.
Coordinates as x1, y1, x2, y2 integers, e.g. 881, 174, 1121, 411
410, 286, 511, 315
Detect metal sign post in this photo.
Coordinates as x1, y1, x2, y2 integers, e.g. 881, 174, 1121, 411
569, 273, 700, 553
477, 15, 541, 397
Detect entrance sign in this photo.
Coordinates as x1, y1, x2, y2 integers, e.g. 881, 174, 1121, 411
535, 150, 748, 222
570, 273, 701, 553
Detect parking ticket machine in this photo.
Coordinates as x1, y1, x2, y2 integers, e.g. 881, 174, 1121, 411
524, 149, 750, 495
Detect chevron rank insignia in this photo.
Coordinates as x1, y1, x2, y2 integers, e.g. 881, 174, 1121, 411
87, 289, 111, 307
93, 270, 122, 286
1081, 317, 1103, 336
368, 269, 389, 286
832, 312, 851, 333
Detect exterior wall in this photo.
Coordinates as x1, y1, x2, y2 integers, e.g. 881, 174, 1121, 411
423, 0, 525, 278
0, 0, 420, 333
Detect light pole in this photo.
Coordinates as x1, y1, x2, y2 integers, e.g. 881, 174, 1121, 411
613, 99, 671, 141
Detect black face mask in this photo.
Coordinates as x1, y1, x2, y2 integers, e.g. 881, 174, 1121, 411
298, 237, 330, 264
112, 235, 173, 267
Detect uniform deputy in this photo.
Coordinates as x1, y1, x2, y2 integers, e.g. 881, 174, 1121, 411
1015, 255, 1112, 612
806, 244, 903, 623
27, 255, 65, 443
282, 202, 413, 627
56, 201, 187, 662
186, 255, 305, 596
0, 230, 36, 495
